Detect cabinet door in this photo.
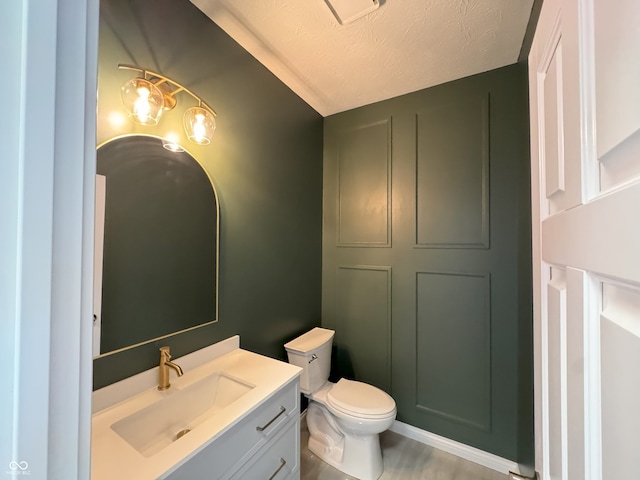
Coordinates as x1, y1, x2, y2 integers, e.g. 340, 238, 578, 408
230, 417, 299, 480
164, 381, 298, 480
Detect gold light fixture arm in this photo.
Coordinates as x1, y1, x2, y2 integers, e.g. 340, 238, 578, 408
118, 64, 217, 117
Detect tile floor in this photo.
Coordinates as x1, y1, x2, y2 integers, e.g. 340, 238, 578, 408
299, 417, 509, 480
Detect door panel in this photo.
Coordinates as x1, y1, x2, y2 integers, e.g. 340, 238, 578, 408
600, 283, 640, 479
594, 0, 640, 192
530, 1, 640, 479
534, 7, 583, 218
541, 182, 640, 284
546, 269, 567, 480
594, 0, 640, 160
565, 268, 588, 480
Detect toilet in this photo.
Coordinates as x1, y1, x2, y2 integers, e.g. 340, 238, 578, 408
285, 327, 396, 480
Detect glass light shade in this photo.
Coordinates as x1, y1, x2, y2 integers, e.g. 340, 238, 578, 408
183, 106, 216, 145
121, 78, 164, 125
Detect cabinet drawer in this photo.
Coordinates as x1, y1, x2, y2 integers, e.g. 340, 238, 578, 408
230, 416, 299, 480
165, 380, 299, 480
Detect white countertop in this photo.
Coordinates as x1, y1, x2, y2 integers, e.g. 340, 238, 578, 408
91, 337, 301, 480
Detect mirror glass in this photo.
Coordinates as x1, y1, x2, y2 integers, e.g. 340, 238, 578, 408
93, 135, 219, 357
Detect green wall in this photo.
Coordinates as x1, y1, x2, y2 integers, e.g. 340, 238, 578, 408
93, 0, 323, 389
93, 0, 534, 467
322, 64, 533, 464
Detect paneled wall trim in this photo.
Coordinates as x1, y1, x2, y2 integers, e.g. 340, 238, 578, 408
335, 265, 392, 392
415, 94, 490, 249
415, 271, 492, 433
324, 64, 532, 463
337, 119, 392, 247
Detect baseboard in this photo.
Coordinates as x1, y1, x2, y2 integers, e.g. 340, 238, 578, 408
389, 421, 521, 475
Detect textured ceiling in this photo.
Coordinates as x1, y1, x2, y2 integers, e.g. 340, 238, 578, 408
190, 0, 534, 116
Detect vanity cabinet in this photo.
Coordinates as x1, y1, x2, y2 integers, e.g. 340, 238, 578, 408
165, 378, 300, 480
230, 417, 299, 480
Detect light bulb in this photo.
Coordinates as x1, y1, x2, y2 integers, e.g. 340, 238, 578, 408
183, 106, 215, 145
192, 113, 206, 143
133, 86, 152, 123
121, 77, 164, 125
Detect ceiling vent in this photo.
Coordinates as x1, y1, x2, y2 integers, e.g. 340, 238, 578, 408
324, 0, 380, 25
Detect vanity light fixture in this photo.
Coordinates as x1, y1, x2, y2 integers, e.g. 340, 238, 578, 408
119, 64, 217, 145
183, 104, 216, 145
120, 76, 165, 125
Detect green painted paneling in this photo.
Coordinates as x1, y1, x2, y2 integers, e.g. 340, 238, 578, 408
337, 120, 391, 246
416, 95, 489, 247
416, 272, 491, 431
94, 0, 322, 389
323, 65, 533, 462
334, 266, 391, 392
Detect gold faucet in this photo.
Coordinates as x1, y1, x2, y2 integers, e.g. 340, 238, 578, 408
158, 346, 183, 390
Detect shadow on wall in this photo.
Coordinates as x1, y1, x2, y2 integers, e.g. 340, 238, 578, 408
330, 345, 354, 383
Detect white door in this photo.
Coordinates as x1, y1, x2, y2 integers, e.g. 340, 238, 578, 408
529, 0, 640, 479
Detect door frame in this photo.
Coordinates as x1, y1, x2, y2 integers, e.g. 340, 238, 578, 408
1, 0, 99, 477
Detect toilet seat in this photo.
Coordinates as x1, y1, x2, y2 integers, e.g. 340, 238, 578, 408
326, 379, 396, 419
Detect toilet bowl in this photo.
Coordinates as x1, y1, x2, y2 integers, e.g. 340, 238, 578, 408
285, 328, 396, 480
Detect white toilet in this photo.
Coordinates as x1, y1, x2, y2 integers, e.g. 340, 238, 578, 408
285, 327, 396, 480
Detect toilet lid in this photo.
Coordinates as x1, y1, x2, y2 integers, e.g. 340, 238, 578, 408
327, 379, 396, 418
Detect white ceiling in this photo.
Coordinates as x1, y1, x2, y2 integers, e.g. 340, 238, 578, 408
190, 0, 534, 117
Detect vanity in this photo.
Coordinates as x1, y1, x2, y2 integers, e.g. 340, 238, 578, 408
91, 136, 302, 479
91, 336, 302, 479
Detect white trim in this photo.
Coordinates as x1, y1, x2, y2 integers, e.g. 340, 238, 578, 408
93, 174, 106, 356
584, 273, 602, 480
1, 0, 99, 477
300, 410, 521, 475
389, 421, 521, 475
577, 0, 599, 202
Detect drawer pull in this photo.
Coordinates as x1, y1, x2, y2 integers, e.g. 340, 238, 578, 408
267, 458, 286, 480
256, 406, 286, 432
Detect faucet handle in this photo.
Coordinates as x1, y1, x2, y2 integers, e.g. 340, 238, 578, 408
159, 346, 171, 359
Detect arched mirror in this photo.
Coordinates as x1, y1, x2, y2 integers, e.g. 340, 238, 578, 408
93, 135, 219, 357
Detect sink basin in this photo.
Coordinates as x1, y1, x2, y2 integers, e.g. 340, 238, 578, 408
111, 372, 254, 457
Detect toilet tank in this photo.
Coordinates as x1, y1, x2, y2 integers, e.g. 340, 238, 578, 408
284, 327, 334, 394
